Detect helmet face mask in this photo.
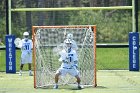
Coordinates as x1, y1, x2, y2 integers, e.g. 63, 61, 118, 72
24, 35, 29, 39
66, 43, 71, 49
64, 39, 72, 52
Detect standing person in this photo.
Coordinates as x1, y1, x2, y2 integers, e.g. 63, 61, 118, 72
19, 32, 33, 76
64, 33, 78, 51
53, 39, 81, 89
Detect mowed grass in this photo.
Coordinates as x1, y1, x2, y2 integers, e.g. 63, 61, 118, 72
0, 48, 129, 71
0, 48, 140, 93
97, 48, 129, 70
0, 49, 29, 71
0, 70, 140, 93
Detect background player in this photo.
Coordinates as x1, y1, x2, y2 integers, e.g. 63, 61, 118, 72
19, 32, 33, 76
53, 39, 81, 89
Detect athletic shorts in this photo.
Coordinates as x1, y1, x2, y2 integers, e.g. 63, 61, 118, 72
56, 67, 79, 77
20, 53, 32, 64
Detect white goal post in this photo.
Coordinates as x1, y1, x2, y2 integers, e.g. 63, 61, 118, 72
32, 25, 97, 88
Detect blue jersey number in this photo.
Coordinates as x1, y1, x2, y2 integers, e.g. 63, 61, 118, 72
25, 44, 29, 50
68, 54, 73, 62
69, 56, 72, 62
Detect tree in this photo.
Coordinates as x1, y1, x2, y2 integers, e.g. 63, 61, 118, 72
25, 0, 32, 34
37, 0, 45, 26
73, 0, 81, 7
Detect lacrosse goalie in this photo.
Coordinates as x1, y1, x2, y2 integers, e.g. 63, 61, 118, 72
15, 32, 33, 76
53, 39, 81, 89
63, 33, 78, 51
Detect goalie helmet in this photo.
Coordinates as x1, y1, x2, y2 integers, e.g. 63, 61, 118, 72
23, 32, 29, 40
67, 33, 73, 40
64, 39, 72, 53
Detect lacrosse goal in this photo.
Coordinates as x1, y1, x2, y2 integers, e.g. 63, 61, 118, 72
32, 25, 97, 88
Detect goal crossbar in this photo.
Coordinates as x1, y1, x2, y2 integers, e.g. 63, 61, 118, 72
11, 6, 133, 12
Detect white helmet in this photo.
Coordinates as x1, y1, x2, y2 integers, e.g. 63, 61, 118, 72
64, 39, 72, 52
23, 32, 29, 40
23, 32, 29, 36
67, 33, 73, 40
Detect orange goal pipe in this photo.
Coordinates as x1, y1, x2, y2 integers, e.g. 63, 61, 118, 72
32, 26, 37, 88
32, 25, 97, 88
93, 25, 97, 87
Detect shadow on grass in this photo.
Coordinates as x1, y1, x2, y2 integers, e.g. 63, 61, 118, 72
95, 86, 107, 89
58, 86, 108, 90
37, 85, 107, 90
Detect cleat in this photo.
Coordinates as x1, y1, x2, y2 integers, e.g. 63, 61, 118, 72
19, 72, 22, 76
78, 85, 82, 89
53, 85, 58, 89
29, 72, 33, 76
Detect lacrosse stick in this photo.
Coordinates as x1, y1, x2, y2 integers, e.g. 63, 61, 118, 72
14, 38, 22, 48
63, 28, 67, 40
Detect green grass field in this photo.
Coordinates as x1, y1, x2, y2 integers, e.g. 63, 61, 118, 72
0, 70, 140, 93
0, 48, 140, 93
0, 48, 129, 71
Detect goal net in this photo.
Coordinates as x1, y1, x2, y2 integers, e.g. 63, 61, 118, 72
32, 25, 96, 88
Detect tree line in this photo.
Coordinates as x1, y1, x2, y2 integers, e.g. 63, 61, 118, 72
0, 0, 139, 44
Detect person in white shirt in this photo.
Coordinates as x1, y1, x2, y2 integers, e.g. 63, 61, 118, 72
19, 32, 33, 76
53, 39, 81, 89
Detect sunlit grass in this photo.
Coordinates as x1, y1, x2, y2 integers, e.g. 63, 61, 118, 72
0, 48, 129, 71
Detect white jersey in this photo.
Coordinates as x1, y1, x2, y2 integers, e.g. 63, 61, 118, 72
21, 39, 32, 53
59, 49, 78, 69
63, 39, 78, 51
20, 39, 33, 64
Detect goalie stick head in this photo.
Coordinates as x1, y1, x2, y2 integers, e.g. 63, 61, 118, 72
14, 38, 22, 48
67, 33, 73, 40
